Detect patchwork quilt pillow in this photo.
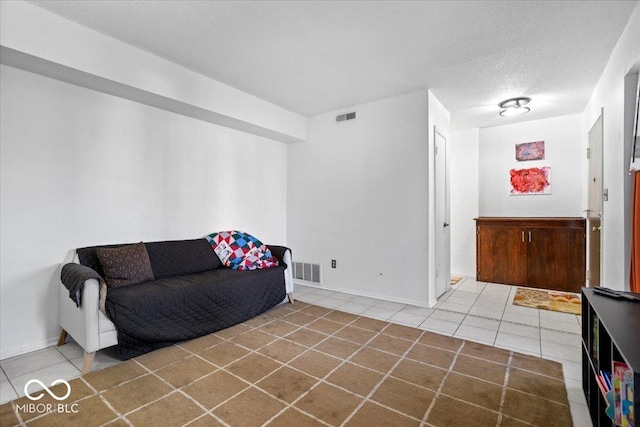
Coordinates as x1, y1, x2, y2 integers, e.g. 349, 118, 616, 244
205, 231, 279, 271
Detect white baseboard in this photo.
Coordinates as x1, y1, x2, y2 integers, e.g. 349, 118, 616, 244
293, 281, 432, 308
0, 337, 59, 361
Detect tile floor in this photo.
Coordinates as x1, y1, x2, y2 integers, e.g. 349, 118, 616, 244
294, 279, 591, 427
0, 278, 592, 426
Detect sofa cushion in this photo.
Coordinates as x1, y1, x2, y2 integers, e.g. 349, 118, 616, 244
78, 238, 222, 280
96, 242, 155, 288
105, 265, 286, 358
145, 239, 222, 279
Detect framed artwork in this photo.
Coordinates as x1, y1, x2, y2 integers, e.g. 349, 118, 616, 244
516, 141, 545, 161
510, 166, 551, 195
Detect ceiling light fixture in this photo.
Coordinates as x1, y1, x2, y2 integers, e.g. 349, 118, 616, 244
499, 97, 531, 117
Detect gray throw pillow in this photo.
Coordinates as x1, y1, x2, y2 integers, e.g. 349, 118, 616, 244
96, 242, 155, 287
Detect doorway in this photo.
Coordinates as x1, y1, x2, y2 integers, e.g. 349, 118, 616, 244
434, 127, 451, 298
587, 111, 603, 287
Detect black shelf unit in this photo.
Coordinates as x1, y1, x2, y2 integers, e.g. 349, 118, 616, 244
582, 288, 640, 426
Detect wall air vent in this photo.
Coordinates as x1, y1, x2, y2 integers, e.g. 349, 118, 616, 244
293, 262, 321, 284
336, 112, 356, 122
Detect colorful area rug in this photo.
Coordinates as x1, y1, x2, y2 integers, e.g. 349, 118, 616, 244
513, 288, 582, 315
0, 302, 572, 427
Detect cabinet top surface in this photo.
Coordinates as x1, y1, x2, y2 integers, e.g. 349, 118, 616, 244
474, 217, 585, 228
583, 288, 640, 370
475, 217, 585, 221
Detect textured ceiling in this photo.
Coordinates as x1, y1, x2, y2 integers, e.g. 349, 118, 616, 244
26, 0, 638, 130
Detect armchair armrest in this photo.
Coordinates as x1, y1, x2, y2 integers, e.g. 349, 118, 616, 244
58, 257, 117, 373
60, 262, 104, 307
267, 245, 294, 298
58, 276, 103, 353
268, 245, 292, 266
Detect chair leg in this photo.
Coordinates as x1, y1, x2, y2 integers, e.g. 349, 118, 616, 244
287, 293, 294, 303
57, 329, 68, 346
82, 352, 96, 375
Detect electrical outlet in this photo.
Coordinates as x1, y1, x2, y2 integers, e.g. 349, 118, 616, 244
331, 259, 336, 268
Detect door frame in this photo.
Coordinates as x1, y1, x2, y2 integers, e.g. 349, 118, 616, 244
434, 127, 450, 298
586, 109, 603, 287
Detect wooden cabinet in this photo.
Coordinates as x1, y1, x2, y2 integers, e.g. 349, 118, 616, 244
582, 288, 639, 426
476, 225, 527, 286
475, 217, 585, 292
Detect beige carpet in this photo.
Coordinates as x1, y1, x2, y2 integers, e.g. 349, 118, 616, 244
513, 288, 582, 315
1, 302, 573, 427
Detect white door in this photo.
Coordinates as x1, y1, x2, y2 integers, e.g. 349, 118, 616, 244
435, 127, 450, 298
587, 112, 603, 287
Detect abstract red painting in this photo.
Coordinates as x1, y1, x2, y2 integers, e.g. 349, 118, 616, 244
510, 166, 551, 195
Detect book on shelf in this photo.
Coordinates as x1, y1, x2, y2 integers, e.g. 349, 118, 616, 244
600, 370, 613, 391
596, 372, 610, 398
612, 361, 634, 427
625, 378, 635, 427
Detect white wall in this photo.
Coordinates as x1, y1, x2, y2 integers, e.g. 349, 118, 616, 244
0, 1, 307, 143
450, 128, 479, 277
0, 65, 288, 359
478, 114, 584, 217
287, 91, 432, 305
582, 3, 640, 291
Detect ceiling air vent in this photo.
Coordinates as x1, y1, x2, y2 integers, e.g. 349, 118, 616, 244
336, 112, 356, 122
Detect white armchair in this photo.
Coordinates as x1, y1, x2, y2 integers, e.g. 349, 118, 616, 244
57, 252, 117, 374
